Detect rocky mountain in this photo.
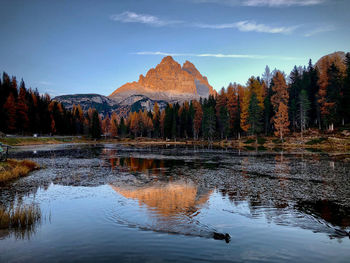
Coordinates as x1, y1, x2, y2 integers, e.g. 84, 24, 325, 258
54, 93, 168, 118
109, 56, 216, 102
54, 56, 216, 117
54, 94, 119, 115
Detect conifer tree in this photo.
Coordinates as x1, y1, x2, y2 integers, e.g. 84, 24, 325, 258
91, 109, 101, 139
274, 102, 290, 140
297, 89, 311, 136
248, 93, 263, 136
3, 93, 16, 132
16, 80, 29, 133
271, 71, 290, 139
343, 53, 350, 124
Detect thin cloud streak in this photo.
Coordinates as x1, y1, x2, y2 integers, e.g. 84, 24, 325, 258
111, 11, 297, 35
195, 20, 297, 34
193, 0, 326, 7
134, 51, 302, 60
37, 81, 54, 86
110, 11, 182, 27
304, 25, 336, 37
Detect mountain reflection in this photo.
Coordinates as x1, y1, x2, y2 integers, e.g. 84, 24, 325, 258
111, 181, 212, 218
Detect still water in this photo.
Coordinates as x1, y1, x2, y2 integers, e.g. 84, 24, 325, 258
0, 144, 349, 262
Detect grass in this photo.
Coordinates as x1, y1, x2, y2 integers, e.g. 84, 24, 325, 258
0, 203, 41, 239
305, 137, 328, 145
0, 136, 86, 146
0, 204, 41, 229
0, 159, 39, 183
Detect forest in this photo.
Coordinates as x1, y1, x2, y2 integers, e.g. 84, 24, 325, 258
1, 52, 350, 141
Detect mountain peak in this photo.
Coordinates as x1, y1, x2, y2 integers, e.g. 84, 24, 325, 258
160, 56, 176, 64
109, 56, 216, 102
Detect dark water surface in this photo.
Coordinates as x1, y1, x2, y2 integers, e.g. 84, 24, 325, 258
0, 144, 350, 262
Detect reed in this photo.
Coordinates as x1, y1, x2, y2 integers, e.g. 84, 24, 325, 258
0, 203, 41, 229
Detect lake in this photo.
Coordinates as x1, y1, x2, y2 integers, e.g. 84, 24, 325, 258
0, 144, 349, 262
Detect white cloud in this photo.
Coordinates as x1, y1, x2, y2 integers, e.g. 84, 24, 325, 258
134, 51, 302, 60
193, 0, 325, 7
304, 25, 336, 37
110, 11, 182, 27
242, 0, 325, 7
37, 81, 54, 86
195, 20, 296, 34
111, 11, 297, 35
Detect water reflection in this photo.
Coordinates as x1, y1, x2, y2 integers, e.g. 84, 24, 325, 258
3, 144, 350, 241
111, 181, 211, 218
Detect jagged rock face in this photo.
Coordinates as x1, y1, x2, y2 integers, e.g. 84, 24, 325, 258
109, 56, 216, 102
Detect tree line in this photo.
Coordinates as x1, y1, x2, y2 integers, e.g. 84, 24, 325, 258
0, 72, 101, 138
115, 53, 350, 141
1, 52, 350, 140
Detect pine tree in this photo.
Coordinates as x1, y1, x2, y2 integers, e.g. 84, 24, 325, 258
203, 106, 216, 142
297, 89, 311, 136
192, 100, 202, 140
152, 102, 160, 138
241, 77, 264, 133
262, 65, 272, 88
91, 109, 101, 139
289, 66, 303, 131
16, 80, 29, 133
219, 106, 230, 139
344, 53, 350, 124
248, 93, 263, 136
119, 117, 127, 137
3, 93, 16, 132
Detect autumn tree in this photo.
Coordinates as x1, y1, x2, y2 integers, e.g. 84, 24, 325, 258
3, 93, 16, 132
192, 100, 202, 140
15, 81, 29, 133
102, 115, 111, 136
160, 109, 166, 138
317, 52, 346, 130
129, 111, 139, 137
343, 53, 350, 124
274, 102, 290, 140
241, 77, 264, 133
109, 113, 118, 137
271, 71, 290, 140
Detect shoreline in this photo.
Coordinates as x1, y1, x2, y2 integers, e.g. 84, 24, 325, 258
2, 135, 350, 153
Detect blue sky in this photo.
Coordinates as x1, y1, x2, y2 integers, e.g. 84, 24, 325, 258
0, 0, 349, 97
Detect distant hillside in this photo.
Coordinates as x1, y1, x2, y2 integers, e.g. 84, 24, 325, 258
53, 94, 119, 116
54, 93, 168, 118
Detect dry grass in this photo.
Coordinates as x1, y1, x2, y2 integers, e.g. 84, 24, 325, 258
0, 159, 39, 183
0, 203, 41, 240
0, 204, 41, 229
